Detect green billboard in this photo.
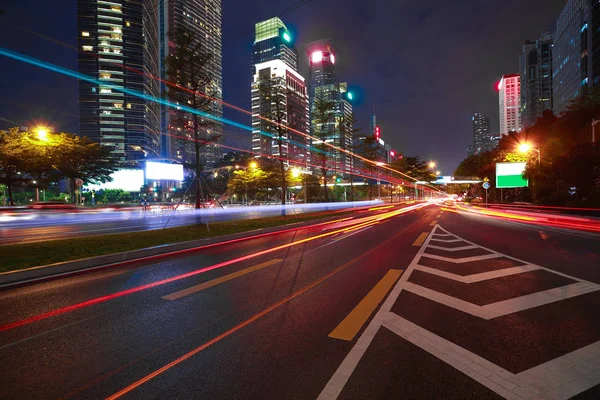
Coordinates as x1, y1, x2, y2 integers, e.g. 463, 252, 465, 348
496, 162, 528, 188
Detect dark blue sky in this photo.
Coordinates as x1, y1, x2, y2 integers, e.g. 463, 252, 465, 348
0, 0, 564, 173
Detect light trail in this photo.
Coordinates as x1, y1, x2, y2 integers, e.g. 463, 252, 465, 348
0, 202, 428, 333
0, 45, 442, 193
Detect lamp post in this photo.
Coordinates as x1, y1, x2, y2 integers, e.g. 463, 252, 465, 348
592, 119, 599, 153
33, 180, 39, 202
376, 162, 385, 199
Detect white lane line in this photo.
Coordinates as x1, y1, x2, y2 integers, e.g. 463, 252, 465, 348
317, 224, 440, 400
420, 253, 502, 264
319, 223, 600, 400
429, 238, 465, 243
413, 264, 541, 283
426, 244, 479, 252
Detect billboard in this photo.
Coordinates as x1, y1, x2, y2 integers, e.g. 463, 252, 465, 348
496, 162, 528, 188
85, 169, 144, 192
145, 161, 184, 181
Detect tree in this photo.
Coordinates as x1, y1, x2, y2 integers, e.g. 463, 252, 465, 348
166, 26, 220, 209
258, 75, 288, 205
0, 128, 27, 206
53, 133, 116, 204
311, 90, 337, 201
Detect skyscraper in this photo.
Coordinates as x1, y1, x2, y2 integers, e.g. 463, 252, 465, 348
251, 18, 309, 167
251, 17, 297, 71
498, 74, 521, 134
159, 0, 223, 166
520, 32, 553, 128
553, 0, 593, 115
77, 0, 161, 163
307, 38, 353, 175
472, 112, 491, 153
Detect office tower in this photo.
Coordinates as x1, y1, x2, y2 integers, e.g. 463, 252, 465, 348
312, 82, 353, 174
553, 0, 593, 115
472, 112, 491, 153
251, 17, 297, 71
306, 39, 337, 107
251, 60, 310, 166
520, 32, 553, 128
159, 0, 223, 166
77, 0, 161, 163
498, 74, 521, 134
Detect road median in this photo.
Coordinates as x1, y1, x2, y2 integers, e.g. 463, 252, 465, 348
0, 208, 362, 286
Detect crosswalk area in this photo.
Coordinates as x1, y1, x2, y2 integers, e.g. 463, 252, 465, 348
320, 225, 600, 400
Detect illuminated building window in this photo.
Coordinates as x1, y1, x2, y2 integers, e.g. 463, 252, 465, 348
112, 27, 122, 33
81, 31, 90, 37
126, 21, 131, 27
100, 73, 111, 79
100, 88, 112, 94
82, 45, 93, 51
111, 6, 122, 12
114, 103, 123, 108
126, 103, 132, 109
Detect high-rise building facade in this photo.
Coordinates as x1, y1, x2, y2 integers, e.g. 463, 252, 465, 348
251, 17, 297, 72
553, 0, 593, 115
472, 112, 491, 153
77, 0, 161, 163
251, 18, 308, 167
251, 60, 310, 167
520, 32, 553, 128
159, 0, 223, 166
306, 39, 337, 107
499, 74, 521, 134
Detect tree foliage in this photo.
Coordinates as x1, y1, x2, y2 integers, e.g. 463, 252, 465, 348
311, 90, 336, 201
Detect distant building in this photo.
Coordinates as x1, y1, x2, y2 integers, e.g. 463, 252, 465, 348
498, 74, 521, 134
520, 32, 553, 128
472, 112, 491, 153
312, 83, 353, 174
466, 144, 475, 157
251, 17, 298, 71
251, 18, 308, 167
77, 0, 161, 164
159, 0, 223, 167
553, 0, 593, 115
307, 38, 354, 175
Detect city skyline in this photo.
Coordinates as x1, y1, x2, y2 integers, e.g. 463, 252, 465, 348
0, 0, 566, 173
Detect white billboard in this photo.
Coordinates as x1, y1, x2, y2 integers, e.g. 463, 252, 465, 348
85, 169, 145, 192
145, 161, 184, 181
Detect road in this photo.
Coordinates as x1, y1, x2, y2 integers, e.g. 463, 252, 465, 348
1, 203, 599, 399
0, 201, 378, 245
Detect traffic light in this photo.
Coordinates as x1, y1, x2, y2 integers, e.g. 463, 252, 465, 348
336, 177, 342, 183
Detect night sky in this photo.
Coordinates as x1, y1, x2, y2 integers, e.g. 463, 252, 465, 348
0, 0, 564, 174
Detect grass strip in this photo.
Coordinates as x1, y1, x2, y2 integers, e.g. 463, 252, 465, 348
0, 209, 357, 273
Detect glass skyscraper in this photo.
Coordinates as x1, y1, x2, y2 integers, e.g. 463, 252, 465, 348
553, 0, 593, 115
77, 0, 161, 164
251, 17, 309, 167
520, 32, 553, 128
159, 0, 223, 167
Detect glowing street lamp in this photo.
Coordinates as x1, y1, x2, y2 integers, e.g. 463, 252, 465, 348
518, 143, 541, 164
35, 126, 50, 142
435, 171, 440, 176
249, 161, 258, 169
428, 161, 436, 169
291, 168, 300, 178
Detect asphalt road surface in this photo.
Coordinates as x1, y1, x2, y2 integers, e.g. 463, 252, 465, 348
1, 203, 599, 399
0, 201, 377, 245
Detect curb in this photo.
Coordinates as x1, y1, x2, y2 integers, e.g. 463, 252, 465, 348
0, 211, 364, 288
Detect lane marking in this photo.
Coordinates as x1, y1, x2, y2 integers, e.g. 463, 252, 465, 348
105, 221, 415, 400
368, 205, 394, 211
412, 232, 429, 247
436, 214, 442, 219
329, 269, 403, 341
162, 259, 283, 301
429, 220, 436, 226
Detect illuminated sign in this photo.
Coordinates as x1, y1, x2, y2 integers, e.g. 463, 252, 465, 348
282, 31, 291, 42
375, 126, 381, 140
85, 169, 144, 192
330, 53, 335, 64
390, 150, 395, 157
311, 51, 323, 63
146, 162, 184, 181
496, 162, 528, 188
496, 80, 503, 91
346, 92, 353, 100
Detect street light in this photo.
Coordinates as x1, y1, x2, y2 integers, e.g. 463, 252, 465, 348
34, 126, 50, 142
428, 161, 436, 169
518, 143, 541, 164
291, 168, 300, 178
435, 171, 440, 176
249, 161, 258, 169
